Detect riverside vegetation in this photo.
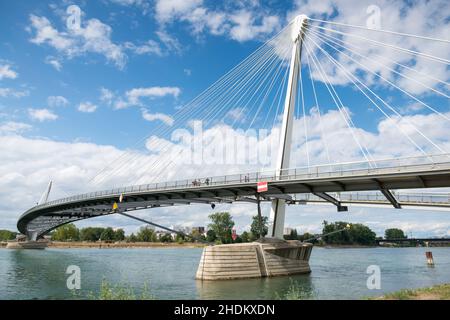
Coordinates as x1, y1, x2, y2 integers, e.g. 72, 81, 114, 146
2, 212, 412, 247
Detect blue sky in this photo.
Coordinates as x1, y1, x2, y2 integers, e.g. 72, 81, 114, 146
0, 0, 449, 237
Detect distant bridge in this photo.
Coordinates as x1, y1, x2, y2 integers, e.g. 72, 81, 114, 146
377, 238, 450, 243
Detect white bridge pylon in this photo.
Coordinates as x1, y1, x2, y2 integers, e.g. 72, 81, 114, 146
269, 15, 309, 239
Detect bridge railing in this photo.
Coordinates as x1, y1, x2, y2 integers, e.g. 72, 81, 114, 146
29, 153, 450, 210
295, 192, 450, 204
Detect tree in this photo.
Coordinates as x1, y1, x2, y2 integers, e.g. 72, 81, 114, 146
114, 229, 125, 241
322, 221, 376, 245
0, 230, 17, 241
384, 228, 407, 239
52, 223, 80, 241
175, 233, 185, 244
284, 229, 298, 240
298, 232, 315, 243
127, 233, 138, 242
208, 212, 235, 244
240, 231, 250, 243
206, 229, 217, 242
80, 227, 105, 242
160, 233, 173, 242
250, 215, 268, 240
137, 227, 156, 242
100, 227, 116, 241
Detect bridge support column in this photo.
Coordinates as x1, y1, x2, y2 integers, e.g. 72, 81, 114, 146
27, 230, 38, 241
269, 15, 308, 239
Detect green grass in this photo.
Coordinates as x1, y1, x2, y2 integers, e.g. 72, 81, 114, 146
72, 279, 155, 300
373, 284, 450, 300
276, 279, 315, 300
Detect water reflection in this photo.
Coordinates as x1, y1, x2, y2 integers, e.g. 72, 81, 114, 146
196, 275, 314, 300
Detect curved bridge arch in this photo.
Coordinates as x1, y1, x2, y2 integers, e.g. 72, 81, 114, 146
18, 154, 450, 239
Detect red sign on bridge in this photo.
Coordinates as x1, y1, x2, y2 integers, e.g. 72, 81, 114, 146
257, 181, 268, 193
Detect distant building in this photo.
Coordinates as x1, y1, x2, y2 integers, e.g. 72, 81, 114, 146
283, 227, 294, 235
192, 226, 206, 236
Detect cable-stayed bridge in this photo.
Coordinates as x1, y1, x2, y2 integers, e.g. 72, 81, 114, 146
16, 15, 450, 242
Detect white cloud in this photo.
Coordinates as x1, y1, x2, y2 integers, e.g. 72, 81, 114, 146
289, 0, 450, 94
78, 102, 98, 113
29, 14, 127, 69
100, 87, 114, 105
114, 86, 181, 109
124, 40, 163, 56
0, 121, 32, 135
229, 11, 281, 42
108, 0, 151, 13
47, 95, 69, 107
154, 0, 282, 43
0, 64, 18, 80
45, 56, 62, 71
0, 88, 29, 98
142, 108, 174, 126
1, 108, 450, 233
28, 108, 58, 122
127, 87, 181, 104
155, 0, 203, 23
155, 30, 183, 54
183, 68, 192, 76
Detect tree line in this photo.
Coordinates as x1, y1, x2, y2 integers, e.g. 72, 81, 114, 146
1, 212, 409, 245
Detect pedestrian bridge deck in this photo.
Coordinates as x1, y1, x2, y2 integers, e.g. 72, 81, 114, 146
18, 153, 450, 237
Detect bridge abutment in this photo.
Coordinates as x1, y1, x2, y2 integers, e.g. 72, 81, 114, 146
195, 239, 312, 280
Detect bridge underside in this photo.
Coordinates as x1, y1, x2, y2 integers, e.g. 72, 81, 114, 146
18, 164, 450, 238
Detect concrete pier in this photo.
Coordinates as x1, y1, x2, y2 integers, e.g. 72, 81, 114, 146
196, 238, 312, 280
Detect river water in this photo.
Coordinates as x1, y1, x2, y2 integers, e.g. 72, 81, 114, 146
0, 247, 449, 300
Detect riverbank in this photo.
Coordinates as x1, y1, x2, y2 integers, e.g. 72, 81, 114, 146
373, 283, 450, 300
48, 241, 207, 249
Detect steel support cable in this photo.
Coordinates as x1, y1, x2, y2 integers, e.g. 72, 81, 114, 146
122, 27, 295, 184
308, 28, 450, 100
217, 44, 291, 129
178, 45, 293, 181
230, 43, 292, 130
304, 44, 332, 164
132, 46, 289, 185
308, 40, 375, 165
118, 212, 211, 244
308, 26, 450, 88
304, 27, 373, 165
303, 40, 374, 165
308, 24, 450, 65
307, 27, 450, 123
93, 43, 281, 186
270, 62, 291, 130
298, 51, 311, 168
88, 30, 283, 187
308, 17, 450, 44
308, 29, 447, 154
307, 30, 439, 156
247, 51, 291, 129
174, 45, 294, 180
263, 62, 290, 129
95, 44, 276, 183
132, 45, 283, 182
